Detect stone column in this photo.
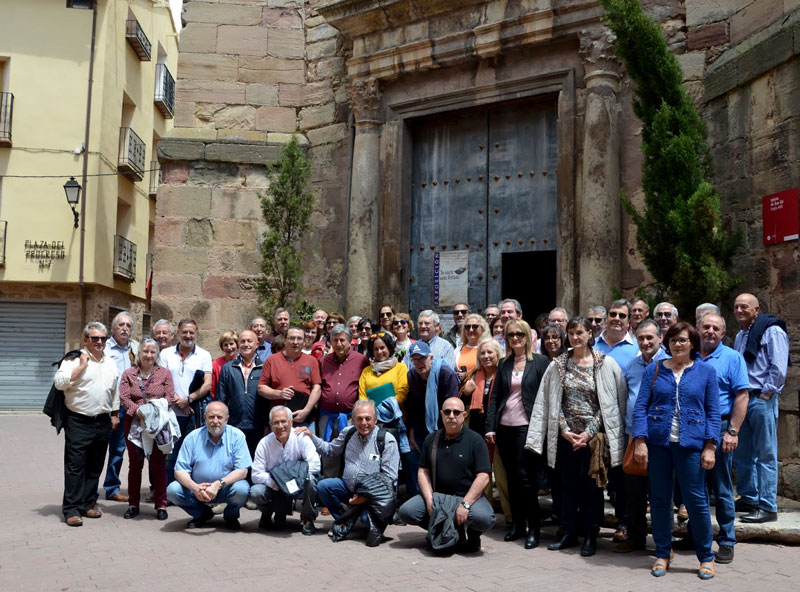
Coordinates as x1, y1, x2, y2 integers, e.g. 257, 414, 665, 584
578, 30, 621, 312
344, 78, 382, 316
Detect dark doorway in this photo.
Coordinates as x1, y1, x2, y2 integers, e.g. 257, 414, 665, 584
501, 251, 556, 322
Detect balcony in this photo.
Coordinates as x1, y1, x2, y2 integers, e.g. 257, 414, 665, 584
154, 64, 175, 118
118, 127, 146, 181
0, 220, 7, 267
113, 235, 137, 282
149, 161, 161, 197
125, 18, 151, 61
0, 92, 12, 147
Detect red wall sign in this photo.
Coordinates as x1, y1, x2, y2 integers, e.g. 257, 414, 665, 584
763, 187, 799, 245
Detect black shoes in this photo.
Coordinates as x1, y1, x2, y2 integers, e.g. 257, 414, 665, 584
258, 512, 273, 529
462, 530, 482, 553
734, 498, 757, 513
740, 509, 778, 523
365, 527, 385, 547
716, 544, 734, 564
525, 530, 539, 549
504, 523, 526, 542
580, 534, 597, 557
548, 534, 579, 551
186, 505, 214, 529
301, 520, 316, 536
224, 518, 241, 531
156, 509, 168, 521
123, 507, 140, 520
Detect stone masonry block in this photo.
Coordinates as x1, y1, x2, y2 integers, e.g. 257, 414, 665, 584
186, 219, 214, 248
205, 143, 282, 164
299, 103, 336, 130
212, 219, 260, 247
173, 101, 196, 128
238, 56, 305, 84
166, 128, 218, 142
180, 23, 218, 54
177, 81, 246, 104
156, 186, 212, 218
730, 0, 783, 45
263, 7, 303, 28
197, 105, 256, 130
687, 22, 729, 50
307, 38, 338, 60
686, 0, 748, 27
255, 106, 297, 132
216, 129, 268, 144
245, 83, 279, 106
208, 248, 238, 275
267, 28, 305, 59
183, 2, 262, 26
308, 23, 339, 43
267, 132, 309, 145
211, 187, 263, 220
202, 275, 250, 300
178, 53, 239, 82
279, 82, 334, 107
306, 122, 348, 146
217, 25, 269, 56
152, 217, 186, 247
236, 249, 263, 275
153, 274, 203, 298
157, 246, 209, 275
158, 139, 206, 162
676, 51, 706, 81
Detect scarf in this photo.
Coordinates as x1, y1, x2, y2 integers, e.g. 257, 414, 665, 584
425, 358, 445, 434
372, 357, 398, 376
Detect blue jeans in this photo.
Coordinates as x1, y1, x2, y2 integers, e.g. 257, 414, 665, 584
166, 479, 250, 521
102, 407, 126, 498
648, 443, 714, 562
167, 415, 193, 485
734, 395, 778, 513
316, 478, 352, 519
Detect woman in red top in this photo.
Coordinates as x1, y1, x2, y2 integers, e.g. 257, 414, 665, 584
211, 330, 239, 398
120, 338, 176, 520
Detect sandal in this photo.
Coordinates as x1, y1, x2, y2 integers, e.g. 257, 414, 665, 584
650, 559, 669, 577
698, 563, 715, 580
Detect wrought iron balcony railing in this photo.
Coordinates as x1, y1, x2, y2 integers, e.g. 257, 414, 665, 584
125, 18, 151, 61
0, 220, 7, 267
113, 235, 137, 281
149, 161, 161, 197
154, 64, 174, 118
118, 127, 146, 181
0, 92, 13, 147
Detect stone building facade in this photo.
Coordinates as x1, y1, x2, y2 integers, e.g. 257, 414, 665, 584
154, 0, 799, 493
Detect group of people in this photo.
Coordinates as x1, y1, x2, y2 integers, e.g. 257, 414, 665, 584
54, 293, 789, 579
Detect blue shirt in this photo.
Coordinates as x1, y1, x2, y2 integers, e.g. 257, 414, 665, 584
623, 348, 669, 434
734, 324, 789, 396
698, 342, 749, 417
256, 342, 272, 364
174, 424, 252, 484
594, 331, 639, 374
105, 336, 136, 376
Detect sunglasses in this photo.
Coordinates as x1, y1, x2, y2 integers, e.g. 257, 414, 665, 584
587, 317, 604, 324
454, 309, 469, 316
89, 336, 108, 343
392, 319, 408, 326
379, 312, 393, 318
608, 311, 628, 319
369, 332, 387, 339
506, 331, 526, 339
441, 408, 463, 416
655, 311, 673, 318
464, 324, 481, 331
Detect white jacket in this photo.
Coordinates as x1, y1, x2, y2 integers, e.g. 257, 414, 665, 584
127, 398, 181, 456
525, 350, 627, 468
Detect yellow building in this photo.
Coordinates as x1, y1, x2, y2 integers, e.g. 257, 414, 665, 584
0, 0, 178, 408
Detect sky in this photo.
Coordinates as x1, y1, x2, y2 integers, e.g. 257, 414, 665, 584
169, 0, 182, 32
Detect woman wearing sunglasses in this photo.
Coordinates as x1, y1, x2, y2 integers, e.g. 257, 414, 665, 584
391, 313, 415, 360
454, 314, 490, 381
486, 319, 550, 549
378, 305, 395, 331
526, 316, 627, 558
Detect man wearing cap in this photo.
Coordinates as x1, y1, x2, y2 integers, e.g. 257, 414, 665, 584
403, 341, 460, 496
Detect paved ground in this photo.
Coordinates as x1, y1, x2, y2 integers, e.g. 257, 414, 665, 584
2, 414, 798, 592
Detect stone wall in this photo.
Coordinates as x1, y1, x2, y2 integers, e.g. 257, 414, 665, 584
153, 0, 352, 351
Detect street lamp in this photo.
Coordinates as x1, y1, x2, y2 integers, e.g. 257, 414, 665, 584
63, 176, 81, 229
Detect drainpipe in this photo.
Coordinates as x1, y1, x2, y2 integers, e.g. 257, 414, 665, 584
79, 1, 98, 329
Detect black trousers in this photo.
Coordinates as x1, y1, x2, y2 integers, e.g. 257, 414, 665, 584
624, 472, 649, 545
496, 424, 540, 529
63, 411, 110, 518
556, 437, 603, 537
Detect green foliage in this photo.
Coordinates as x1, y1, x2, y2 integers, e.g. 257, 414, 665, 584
293, 298, 316, 323
601, 0, 741, 313
257, 136, 315, 316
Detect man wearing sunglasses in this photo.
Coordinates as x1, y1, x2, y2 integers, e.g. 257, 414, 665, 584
445, 303, 470, 349
653, 302, 679, 336
594, 299, 639, 372
586, 306, 607, 339
54, 322, 120, 527
398, 397, 494, 552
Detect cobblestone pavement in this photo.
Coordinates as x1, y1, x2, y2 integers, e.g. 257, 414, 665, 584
2, 415, 797, 592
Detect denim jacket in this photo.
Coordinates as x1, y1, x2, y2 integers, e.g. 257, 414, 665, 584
632, 360, 720, 450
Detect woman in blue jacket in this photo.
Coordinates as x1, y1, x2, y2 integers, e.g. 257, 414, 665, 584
632, 322, 720, 580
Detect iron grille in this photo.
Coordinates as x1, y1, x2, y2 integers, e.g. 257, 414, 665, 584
154, 64, 174, 118
125, 19, 151, 61
113, 235, 137, 281
0, 93, 13, 147
118, 127, 146, 181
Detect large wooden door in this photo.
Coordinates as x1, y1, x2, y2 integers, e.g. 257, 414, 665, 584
409, 101, 558, 320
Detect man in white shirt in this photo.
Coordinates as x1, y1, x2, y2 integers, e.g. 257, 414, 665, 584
158, 317, 213, 483
54, 322, 119, 527
249, 406, 320, 534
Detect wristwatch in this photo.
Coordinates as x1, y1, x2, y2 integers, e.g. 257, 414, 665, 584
727, 428, 738, 436
461, 500, 471, 510
218, 479, 227, 489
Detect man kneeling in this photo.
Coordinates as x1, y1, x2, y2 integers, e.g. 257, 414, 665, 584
167, 402, 251, 530
249, 405, 320, 534
398, 398, 495, 552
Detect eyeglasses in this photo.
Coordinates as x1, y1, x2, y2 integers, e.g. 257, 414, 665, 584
392, 319, 408, 326
506, 331, 526, 339
441, 409, 463, 416
379, 312, 393, 318
669, 337, 690, 346
587, 317, 604, 324
464, 324, 481, 331
655, 311, 673, 318
608, 311, 628, 319
544, 335, 561, 342
454, 309, 469, 316
89, 336, 108, 343
369, 332, 387, 339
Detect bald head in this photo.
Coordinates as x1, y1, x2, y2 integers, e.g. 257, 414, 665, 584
734, 293, 760, 329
